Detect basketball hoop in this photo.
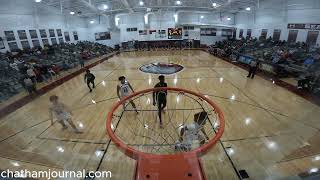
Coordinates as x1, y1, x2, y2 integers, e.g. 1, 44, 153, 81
106, 87, 225, 180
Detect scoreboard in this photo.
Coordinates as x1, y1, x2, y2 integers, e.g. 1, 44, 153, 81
168, 28, 182, 39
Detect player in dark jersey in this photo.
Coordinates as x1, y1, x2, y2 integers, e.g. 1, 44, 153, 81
84, 69, 95, 92
153, 75, 167, 128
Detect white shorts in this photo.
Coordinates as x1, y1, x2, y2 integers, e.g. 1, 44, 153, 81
56, 112, 72, 122
175, 134, 205, 151
120, 93, 129, 99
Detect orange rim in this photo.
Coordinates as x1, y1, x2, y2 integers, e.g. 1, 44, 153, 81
106, 87, 225, 160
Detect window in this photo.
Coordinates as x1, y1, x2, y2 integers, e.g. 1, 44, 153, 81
49, 29, 55, 37
29, 30, 38, 39
247, 29, 252, 38
32, 40, 40, 47
40, 29, 47, 38
58, 37, 64, 44
4, 31, 16, 41
287, 30, 298, 43
51, 38, 57, 45
21, 41, 30, 49
260, 29, 268, 40
306, 31, 319, 46
18, 30, 28, 40
8, 42, 19, 51
239, 29, 244, 38
73, 31, 78, 41
64, 32, 70, 42
57, 29, 62, 37
273, 29, 281, 41
42, 39, 49, 46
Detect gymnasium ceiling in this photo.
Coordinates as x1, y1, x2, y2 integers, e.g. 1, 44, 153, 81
41, 0, 257, 17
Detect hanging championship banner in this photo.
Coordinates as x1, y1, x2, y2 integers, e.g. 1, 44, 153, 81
288, 23, 320, 30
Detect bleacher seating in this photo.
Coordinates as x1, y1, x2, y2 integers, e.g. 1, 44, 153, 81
208, 38, 320, 95
0, 41, 114, 102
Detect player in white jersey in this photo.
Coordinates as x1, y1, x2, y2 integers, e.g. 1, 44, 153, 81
117, 76, 138, 113
49, 95, 82, 133
175, 111, 209, 151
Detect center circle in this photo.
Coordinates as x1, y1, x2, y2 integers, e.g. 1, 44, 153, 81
139, 62, 184, 74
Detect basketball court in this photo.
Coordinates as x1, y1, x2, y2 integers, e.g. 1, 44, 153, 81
1, 50, 319, 179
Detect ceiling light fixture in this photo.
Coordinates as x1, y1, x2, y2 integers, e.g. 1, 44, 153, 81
246, 7, 251, 11
173, 14, 178, 23
115, 17, 120, 26
103, 4, 108, 10
212, 2, 217, 7
90, 20, 95, 24
176, 0, 182, 5
200, 15, 204, 19
70, 11, 75, 15
139, 1, 144, 6
35, 0, 42, 2
227, 17, 231, 21
144, 14, 149, 25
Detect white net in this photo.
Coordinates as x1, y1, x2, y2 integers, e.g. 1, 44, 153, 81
109, 89, 222, 155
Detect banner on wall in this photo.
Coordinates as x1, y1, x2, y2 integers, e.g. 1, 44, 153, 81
221, 29, 233, 37
238, 55, 254, 64
95, 32, 111, 40
168, 28, 182, 39
155, 30, 166, 38
139, 30, 148, 35
200, 28, 217, 36
288, 23, 320, 30
149, 30, 156, 34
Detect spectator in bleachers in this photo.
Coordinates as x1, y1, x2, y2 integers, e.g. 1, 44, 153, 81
297, 72, 314, 89
27, 66, 37, 83
79, 58, 85, 68
40, 65, 51, 82
48, 65, 57, 79
9, 61, 19, 71
0, 41, 114, 102
51, 64, 60, 76
23, 76, 37, 94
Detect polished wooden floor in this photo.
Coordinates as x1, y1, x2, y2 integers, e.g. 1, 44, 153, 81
0, 50, 320, 179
